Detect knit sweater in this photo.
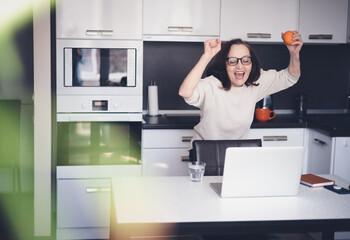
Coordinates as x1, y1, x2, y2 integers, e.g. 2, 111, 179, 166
184, 68, 299, 144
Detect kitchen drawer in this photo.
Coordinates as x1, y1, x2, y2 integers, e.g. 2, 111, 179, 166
142, 129, 194, 148
247, 128, 305, 147
57, 179, 111, 228
142, 149, 190, 176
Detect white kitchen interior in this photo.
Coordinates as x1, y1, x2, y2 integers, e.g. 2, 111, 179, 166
0, 0, 349, 240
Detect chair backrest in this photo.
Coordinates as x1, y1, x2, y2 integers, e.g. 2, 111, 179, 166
192, 139, 262, 176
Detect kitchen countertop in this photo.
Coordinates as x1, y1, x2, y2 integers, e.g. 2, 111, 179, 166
143, 113, 307, 130
143, 113, 350, 137
304, 114, 350, 137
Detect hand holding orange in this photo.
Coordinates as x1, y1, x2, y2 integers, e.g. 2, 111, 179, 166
282, 31, 296, 45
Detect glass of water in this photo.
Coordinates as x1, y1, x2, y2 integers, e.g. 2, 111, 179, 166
188, 162, 206, 182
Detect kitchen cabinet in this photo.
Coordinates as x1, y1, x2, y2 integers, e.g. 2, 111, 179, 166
56, 165, 141, 240
57, 179, 110, 239
143, 0, 220, 41
332, 137, 350, 182
220, 0, 299, 42
299, 0, 349, 44
307, 129, 332, 174
142, 129, 194, 176
56, 0, 142, 39
247, 128, 305, 147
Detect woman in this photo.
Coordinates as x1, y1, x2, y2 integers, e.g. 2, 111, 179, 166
179, 32, 303, 149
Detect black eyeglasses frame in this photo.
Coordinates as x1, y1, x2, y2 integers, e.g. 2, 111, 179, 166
226, 56, 252, 66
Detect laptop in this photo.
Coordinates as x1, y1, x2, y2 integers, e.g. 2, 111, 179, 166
210, 146, 304, 198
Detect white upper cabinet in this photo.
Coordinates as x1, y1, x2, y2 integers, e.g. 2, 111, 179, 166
143, 0, 220, 41
299, 0, 348, 44
220, 0, 299, 42
56, 0, 142, 40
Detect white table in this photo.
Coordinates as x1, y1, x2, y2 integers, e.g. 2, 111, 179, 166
110, 175, 350, 240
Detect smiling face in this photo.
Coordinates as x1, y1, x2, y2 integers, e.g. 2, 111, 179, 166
226, 44, 252, 87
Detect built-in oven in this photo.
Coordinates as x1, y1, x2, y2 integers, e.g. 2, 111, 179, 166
56, 39, 143, 113
56, 39, 143, 166
56, 114, 142, 166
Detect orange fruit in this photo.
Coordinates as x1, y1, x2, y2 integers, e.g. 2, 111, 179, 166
282, 31, 296, 45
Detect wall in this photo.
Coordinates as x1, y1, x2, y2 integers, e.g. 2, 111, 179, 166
143, 41, 350, 111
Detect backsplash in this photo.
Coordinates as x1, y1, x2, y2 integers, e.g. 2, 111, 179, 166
143, 41, 350, 111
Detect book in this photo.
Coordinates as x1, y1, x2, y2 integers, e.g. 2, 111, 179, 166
300, 174, 335, 188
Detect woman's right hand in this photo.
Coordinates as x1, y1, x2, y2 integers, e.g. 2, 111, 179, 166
179, 39, 221, 99
204, 38, 221, 59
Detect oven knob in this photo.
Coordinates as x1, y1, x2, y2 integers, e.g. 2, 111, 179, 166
81, 103, 87, 109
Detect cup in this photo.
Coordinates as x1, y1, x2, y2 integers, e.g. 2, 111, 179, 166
188, 162, 206, 182
255, 108, 276, 122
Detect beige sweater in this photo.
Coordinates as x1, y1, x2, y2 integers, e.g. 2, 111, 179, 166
185, 68, 299, 144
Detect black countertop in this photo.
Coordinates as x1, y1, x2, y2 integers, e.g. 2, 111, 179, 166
143, 113, 350, 137
304, 114, 350, 137
143, 114, 307, 130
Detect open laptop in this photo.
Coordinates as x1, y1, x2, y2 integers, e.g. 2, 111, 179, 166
210, 147, 304, 198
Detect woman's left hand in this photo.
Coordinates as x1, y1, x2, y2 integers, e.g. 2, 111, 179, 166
283, 31, 303, 55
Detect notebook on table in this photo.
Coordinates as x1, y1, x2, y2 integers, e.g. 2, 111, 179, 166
210, 146, 304, 198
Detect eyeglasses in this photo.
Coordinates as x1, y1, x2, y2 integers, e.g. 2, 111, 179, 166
226, 56, 252, 66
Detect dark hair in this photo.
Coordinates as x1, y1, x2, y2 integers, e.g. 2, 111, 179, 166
206, 39, 261, 90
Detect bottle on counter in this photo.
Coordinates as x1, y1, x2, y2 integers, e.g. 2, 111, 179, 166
148, 80, 159, 116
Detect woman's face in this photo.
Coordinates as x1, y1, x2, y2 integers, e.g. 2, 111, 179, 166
226, 44, 252, 87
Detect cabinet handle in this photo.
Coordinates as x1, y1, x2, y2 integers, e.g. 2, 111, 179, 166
168, 26, 182, 32
86, 187, 99, 193
314, 138, 326, 145
263, 136, 288, 141
168, 26, 193, 32
101, 30, 114, 36
182, 136, 192, 142
181, 156, 190, 162
182, 27, 193, 32
308, 34, 333, 40
86, 30, 99, 35
86, 30, 114, 36
247, 33, 271, 39
86, 187, 111, 193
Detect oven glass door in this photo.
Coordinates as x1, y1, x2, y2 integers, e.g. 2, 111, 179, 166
57, 121, 141, 166
65, 48, 136, 87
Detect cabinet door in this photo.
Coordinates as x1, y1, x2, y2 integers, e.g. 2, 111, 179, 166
220, 0, 299, 42
142, 129, 194, 148
56, 0, 142, 39
247, 128, 305, 147
333, 137, 350, 182
143, 0, 220, 41
307, 129, 332, 174
142, 149, 190, 176
299, 0, 348, 43
57, 179, 111, 228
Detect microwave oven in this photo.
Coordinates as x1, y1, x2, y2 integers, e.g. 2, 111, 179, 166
56, 39, 143, 113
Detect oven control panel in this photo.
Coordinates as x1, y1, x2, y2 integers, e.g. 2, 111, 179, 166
57, 95, 142, 113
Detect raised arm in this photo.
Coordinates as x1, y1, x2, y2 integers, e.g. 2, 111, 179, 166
178, 38, 221, 98
285, 31, 303, 78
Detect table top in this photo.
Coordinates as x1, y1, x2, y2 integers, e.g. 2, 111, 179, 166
111, 175, 350, 224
